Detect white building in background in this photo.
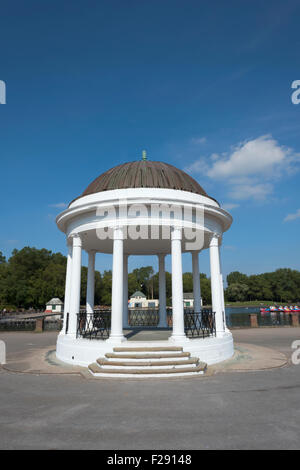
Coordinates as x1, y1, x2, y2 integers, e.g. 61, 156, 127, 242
183, 293, 203, 309
45, 298, 64, 316
129, 291, 159, 308
183, 293, 194, 308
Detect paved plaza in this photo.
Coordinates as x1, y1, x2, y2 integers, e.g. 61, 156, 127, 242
0, 328, 300, 449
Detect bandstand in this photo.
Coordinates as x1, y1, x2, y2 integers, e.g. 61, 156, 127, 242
56, 160, 233, 377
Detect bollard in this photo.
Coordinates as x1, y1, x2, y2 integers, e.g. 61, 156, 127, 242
291, 313, 299, 327
0, 340, 5, 364
249, 313, 258, 328
35, 317, 44, 333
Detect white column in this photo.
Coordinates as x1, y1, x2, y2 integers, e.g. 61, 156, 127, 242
123, 254, 129, 329
62, 238, 72, 334
158, 254, 167, 328
170, 228, 188, 342
219, 244, 229, 332
68, 234, 82, 337
107, 227, 126, 342
192, 251, 202, 313
209, 233, 225, 337
86, 251, 96, 314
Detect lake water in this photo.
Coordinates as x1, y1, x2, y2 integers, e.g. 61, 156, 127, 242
225, 306, 260, 327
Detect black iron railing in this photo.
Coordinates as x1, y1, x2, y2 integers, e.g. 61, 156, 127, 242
76, 310, 111, 340
128, 309, 160, 327
75, 308, 215, 339
184, 309, 216, 338
65, 312, 69, 334
257, 311, 293, 327
44, 320, 63, 331
0, 320, 36, 331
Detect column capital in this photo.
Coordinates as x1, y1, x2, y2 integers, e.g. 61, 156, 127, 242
113, 226, 124, 240
209, 232, 220, 247
191, 250, 201, 256
66, 237, 73, 248
70, 233, 82, 247
86, 249, 96, 255
171, 227, 182, 240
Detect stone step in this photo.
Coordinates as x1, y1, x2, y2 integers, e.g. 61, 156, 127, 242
105, 352, 191, 360
97, 357, 199, 369
88, 362, 207, 378
113, 346, 183, 353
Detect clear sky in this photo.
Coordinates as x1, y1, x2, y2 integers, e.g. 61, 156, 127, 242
1, 0, 300, 279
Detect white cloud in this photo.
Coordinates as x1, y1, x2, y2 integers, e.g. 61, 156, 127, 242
185, 135, 299, 203
284, 209, 300, 222
48, 202, 68, 209
190, 137, 207, 145
228, 183, 273, 201
184, 159, 209, 174
222, 203, 240, 210
207, 135, 289, 179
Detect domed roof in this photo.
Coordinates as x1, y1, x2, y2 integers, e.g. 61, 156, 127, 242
72, 160, 218, 205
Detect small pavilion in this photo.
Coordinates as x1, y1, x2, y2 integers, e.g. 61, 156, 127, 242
56, 158, 233, 377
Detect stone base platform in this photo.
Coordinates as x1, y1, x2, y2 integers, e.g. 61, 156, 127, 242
56, 331, 235, 368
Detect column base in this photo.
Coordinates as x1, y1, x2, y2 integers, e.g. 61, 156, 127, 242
65, 333, 77, 339
158, 323, 168, 328
106, 335, 127, 343
169, 334, 190, 343
216, 330, 226, 338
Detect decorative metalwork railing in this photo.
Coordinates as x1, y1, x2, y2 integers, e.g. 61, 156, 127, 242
0, 320, 36, 331
65, 312, 69, 334
76, 311, 111, 340
44, 320, 63, 331
226, 313, 251, 328
257, 312, 293, 327
184, 309, 216, 338
75, 307, 215, 339
128, 309, 159, 327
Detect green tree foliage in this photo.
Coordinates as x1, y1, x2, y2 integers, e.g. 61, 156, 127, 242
100, 270, 112, 305
225, 268, 300, 303
0, 251, 6, 264
0, 247, 103, 309
226, 283, 249, 302
227, 271, 248, 285
129, 266, 154, 297
199, 273, 212, 305
183, 272, 193, 292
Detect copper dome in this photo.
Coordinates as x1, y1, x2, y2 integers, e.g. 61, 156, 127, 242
71, 161, 218, 205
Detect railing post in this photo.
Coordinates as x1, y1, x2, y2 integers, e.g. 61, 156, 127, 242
291, 313, 299, 327
249, 313, 258, 328
65, 312, 69, 334
35, 317, 44, 333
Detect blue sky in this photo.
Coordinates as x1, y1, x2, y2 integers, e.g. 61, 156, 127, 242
0, 0, 300, 279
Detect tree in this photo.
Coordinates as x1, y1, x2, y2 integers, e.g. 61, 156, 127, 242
200, 273, 211, 305
226, 283, 249, 302
183, 272, 193, 292
100, 270, 112, 305
227, 271, 248, 286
